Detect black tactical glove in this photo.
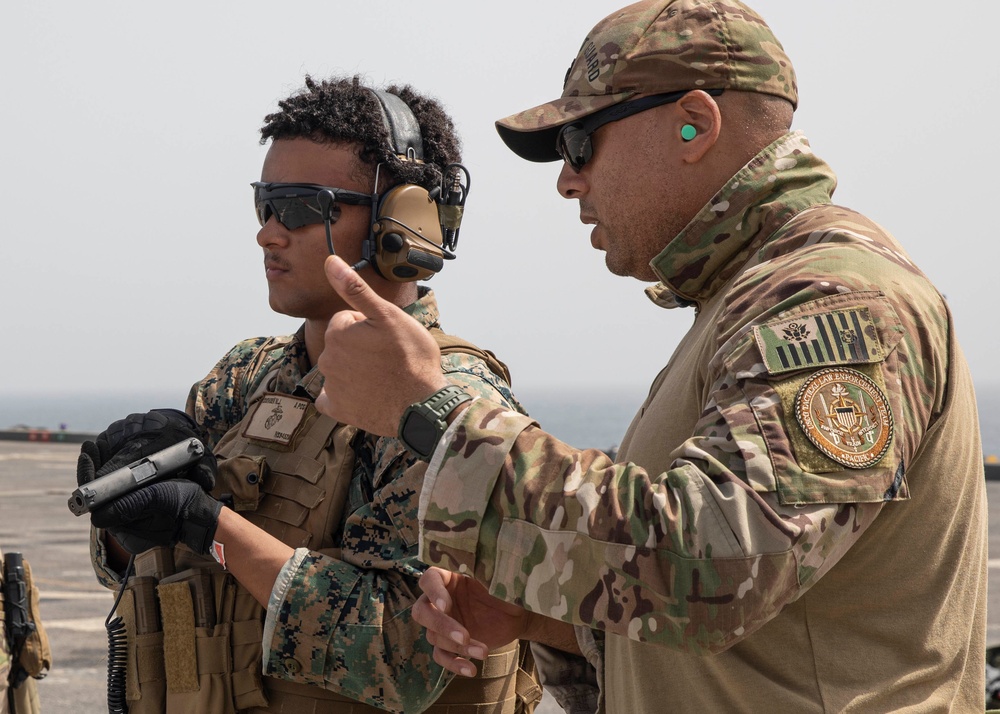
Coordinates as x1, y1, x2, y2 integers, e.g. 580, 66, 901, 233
76, 408, 217, 492
89, 479, 223, 555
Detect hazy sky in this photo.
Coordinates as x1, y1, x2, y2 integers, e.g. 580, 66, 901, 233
5, 2, 999, 407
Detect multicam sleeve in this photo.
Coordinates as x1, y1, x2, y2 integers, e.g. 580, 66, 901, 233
259, 355, 522, 712
418, 394, 883, 654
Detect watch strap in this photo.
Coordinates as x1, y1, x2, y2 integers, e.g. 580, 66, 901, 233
398, 385, 472, 461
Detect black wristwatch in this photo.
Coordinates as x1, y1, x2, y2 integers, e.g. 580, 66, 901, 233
398, 385, 472, 461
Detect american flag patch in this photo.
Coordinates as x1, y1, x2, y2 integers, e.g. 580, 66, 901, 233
754, 307, 884, 375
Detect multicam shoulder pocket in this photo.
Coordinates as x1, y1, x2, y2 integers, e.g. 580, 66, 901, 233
724, 292, 908, 505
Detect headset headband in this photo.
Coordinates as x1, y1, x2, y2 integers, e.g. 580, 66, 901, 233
370, 89, 424, 162
352, 88, 468, 283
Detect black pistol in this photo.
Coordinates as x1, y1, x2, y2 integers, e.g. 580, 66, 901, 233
68, 438, 205, 516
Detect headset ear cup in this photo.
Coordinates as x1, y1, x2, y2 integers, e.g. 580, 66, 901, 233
370, 184, 446, 282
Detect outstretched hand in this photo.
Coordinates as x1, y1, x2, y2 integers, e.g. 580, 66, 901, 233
316, 255, 447, 436
413, 567, 533, 677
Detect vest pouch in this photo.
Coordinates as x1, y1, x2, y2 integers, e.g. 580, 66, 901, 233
119, 576, 166, 713
128, 631, 166, 714
215, 454, 268, 512
425, 640, 542, 714
13, 557, 51, 680
158, 567, 235, 714
224, 574, 269, 710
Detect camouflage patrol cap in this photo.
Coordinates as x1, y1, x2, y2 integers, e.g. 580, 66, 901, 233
496, 0, 797, 162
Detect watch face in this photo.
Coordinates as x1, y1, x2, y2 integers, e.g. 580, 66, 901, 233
399, 386, 471, 461
402, 411, 438, 458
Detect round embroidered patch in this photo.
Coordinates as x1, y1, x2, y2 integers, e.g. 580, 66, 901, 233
794, 368, 893, 469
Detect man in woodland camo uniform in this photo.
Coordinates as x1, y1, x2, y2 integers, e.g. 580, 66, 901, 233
80, 76, 540, 713
310, 2, 988, 712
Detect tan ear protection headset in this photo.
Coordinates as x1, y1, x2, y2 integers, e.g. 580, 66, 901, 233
353, 89, 470, 282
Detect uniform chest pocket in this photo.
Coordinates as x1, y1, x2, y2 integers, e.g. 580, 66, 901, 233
214, 455, 267, 511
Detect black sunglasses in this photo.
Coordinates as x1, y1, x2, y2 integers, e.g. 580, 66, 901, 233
556, 88, 724, 172
251, 182, 373, 231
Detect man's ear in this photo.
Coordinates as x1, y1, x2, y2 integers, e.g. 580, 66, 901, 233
675, 90, 722, 162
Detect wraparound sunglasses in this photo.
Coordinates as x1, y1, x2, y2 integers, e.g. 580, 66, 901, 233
556, 88, 724, 172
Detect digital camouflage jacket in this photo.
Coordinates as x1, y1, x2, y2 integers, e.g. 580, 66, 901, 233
416, 133, 987, 712
92, 289, 525, 713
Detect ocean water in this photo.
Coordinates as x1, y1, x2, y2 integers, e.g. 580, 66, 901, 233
3, 382, 999, 458
979, 383, 1000, 459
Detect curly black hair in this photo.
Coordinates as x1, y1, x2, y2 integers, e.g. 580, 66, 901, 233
260, 75, 462, 193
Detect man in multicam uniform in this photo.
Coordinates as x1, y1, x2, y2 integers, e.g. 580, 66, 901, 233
309, 1, 988, 712
79, 76, 540, 713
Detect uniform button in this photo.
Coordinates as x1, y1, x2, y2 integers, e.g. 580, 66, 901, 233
247, 472, 259, 484
283, 658, 301, 674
